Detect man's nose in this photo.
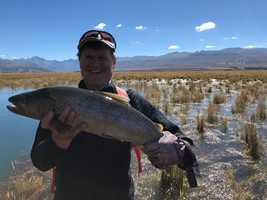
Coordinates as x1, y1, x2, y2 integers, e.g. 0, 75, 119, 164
90, 58, 102, 65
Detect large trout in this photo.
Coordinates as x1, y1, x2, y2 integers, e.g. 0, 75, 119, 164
7, 87, 163, 145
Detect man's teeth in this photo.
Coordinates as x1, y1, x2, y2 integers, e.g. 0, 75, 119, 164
90, 70, 101, 74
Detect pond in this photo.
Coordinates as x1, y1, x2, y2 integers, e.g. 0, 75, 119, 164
0, 88, 38, 181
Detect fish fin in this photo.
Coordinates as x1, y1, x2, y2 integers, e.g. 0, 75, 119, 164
103, 92, 131, 106
50, 118, 74, 134
98, 134, 122, 141
155, 123, 164, 131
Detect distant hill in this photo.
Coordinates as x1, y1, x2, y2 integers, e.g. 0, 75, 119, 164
0, 58, 52, 72
116, 48, 267, 71
0, 57, 79, 72
1, 48, 267, 73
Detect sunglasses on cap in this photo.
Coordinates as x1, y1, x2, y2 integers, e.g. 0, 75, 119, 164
78, 30, 117, 50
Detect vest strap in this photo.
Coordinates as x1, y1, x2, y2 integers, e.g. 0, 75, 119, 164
115, 86, 142, 175
51, 167, 56, 193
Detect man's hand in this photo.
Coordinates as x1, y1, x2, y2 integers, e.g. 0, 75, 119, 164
144, 131, 185, 169
41, 106, 87, 149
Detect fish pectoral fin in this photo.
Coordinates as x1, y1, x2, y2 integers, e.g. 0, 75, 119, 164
102, 92, 131, 106
155, 123, 164, 131
97, 132, 122, 141
50, 118, 74, 135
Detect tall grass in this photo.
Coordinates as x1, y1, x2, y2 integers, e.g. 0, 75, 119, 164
197, 114, 205, 134
160, 165, 187, 199
207, 103, 218, 124
232, 90, 249, 113
256, 100, 266, 120
220, 117, 228, 133
4, 168, 52, 200
243, 122, 263, 160
213, 93, 226, 104
144, 86, 161, 105
226, 169, 253, 199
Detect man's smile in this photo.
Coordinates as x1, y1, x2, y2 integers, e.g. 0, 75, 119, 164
89, 70, 102, 74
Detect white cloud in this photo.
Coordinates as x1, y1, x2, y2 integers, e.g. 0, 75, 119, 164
244, 44, 262, 48
168, 45, 180, 50
136, 25, 147, 30
199, 39, 205, 42
116, 24, 122, 28
195, 22, 216, 32
0, 54, 6, 59
205, 45, 215, 49
131, 41, 140, 44
95, 23, 106, 30
154, 27, 161, 32
224, 36, 238, 40
245, 45, 256, 48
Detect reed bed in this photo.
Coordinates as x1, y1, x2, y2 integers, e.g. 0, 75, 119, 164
4, 168, 52, 200
1, 70, 267, 89
0, 72, 82, 89
114, 70, 267, 84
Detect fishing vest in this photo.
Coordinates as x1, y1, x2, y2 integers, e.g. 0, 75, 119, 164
50, 86, 142, 193
115, 86, 142, 175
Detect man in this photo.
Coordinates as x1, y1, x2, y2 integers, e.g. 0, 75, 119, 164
31, 30, 198, 200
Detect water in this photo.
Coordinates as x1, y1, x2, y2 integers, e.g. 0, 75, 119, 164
0, 82, 267, 199
0, 88, 38, 181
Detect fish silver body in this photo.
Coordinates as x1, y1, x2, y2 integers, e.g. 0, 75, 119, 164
7, 87, 163, 145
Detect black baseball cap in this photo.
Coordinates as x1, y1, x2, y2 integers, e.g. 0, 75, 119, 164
77, 30, 116, 51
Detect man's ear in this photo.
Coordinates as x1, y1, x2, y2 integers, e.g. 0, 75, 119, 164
113, 55, 117, 70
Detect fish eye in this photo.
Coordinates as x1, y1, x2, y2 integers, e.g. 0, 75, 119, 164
21, 97, 27, 104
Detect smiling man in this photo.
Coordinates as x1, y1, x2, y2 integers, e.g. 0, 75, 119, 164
77, 31, 116, 90
30, 30, 198, 200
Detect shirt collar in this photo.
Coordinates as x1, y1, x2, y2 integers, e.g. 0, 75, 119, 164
78, 80, 116, 93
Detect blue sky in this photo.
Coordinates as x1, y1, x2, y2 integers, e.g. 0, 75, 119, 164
1, 0, 266, 60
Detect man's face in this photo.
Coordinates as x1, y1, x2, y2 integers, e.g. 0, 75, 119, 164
79, 47, 116, 90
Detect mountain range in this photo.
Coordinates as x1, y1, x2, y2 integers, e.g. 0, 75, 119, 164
1, 48, 267, 73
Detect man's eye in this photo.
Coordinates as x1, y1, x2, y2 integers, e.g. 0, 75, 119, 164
85, 56, 94, 60
100, 56, 108, 60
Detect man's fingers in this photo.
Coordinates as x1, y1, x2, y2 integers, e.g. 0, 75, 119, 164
41, 111, 54, 129
159, 131, 178, 144
65, 123, 87, 139
41, 107, 86, 138
74, 123, 88, 135
58, 106, 72, 122
65, 110, 76, 125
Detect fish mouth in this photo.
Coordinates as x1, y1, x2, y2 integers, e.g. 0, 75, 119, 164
7, 104, 19, 114
7, 96, 20, 114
